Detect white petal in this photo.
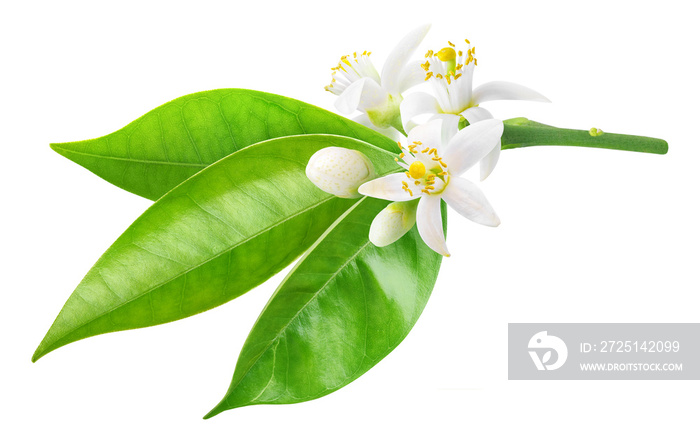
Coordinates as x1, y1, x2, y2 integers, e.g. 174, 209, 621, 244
442, 119, 504, 176
442, 177, 500, 227
369, 201, 417, 247
353, 114, 401, 141
459, 107, 500, 180
400, 92, 441, 131
479, 140, 501, 181
381, 24, 431, 95
397, 60, 427, 93
460, 106, 494, 124
358, 174, 419, 202
471, 81, 550, 105
335, 77, 388, 114
416, 195, 449, 257
407, 118, 443, 152
429, 113, 460, 146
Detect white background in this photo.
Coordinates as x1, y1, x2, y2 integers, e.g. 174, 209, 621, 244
2, 0, 698, 436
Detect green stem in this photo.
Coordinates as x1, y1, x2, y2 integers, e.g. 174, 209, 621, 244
501, 118, 668, 155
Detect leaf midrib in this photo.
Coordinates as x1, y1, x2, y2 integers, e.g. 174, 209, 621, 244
223, 202, 374, 406
51, 145, 209, 168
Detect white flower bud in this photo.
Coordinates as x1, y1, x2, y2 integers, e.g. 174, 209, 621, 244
369, 201, 417, 247
306, 147, 376, 198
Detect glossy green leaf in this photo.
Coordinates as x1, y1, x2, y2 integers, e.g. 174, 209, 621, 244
205, 197, 446, 417
51, 89, 397, 200
33, 135, 400, 362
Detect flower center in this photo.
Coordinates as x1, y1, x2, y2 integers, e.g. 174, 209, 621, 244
421, 39, 477, 85
395, 141, 450, 197
408, 161, 426, 179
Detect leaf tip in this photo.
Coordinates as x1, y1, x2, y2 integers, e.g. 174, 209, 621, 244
49, 142, 63, 154
202, 403, 225, 420
31, 346, 45, 363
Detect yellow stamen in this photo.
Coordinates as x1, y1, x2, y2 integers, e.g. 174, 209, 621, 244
421, 147, 430, 153
409, 161, 426, 179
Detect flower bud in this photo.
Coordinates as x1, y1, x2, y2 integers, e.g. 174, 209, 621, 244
306, 147, 376, 198
369, 201, 417, 247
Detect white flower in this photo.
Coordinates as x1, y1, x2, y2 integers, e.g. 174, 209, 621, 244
325, 24, 431, 136
306, 147, 376, 198
400, 38, 549, 180
358, 118, 503, 256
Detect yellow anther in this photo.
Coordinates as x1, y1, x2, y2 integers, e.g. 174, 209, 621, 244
394, 157, 399, 162
405, 171, 411, 178
425, 186, 435, 190
425, 71, 434, 81
421, 189, 431, 194
421, 61, 430, 71
431, 156, 442, 161
402, 181, 408, 187
458, 50, 463, 57
448, 41, 455, 47
409, 161, 426, 179
438, 171, 448, 176
397, 141, 403, 149
437, 47, 456, 62
436, 73, 443, 79
421, 147, 430, 153
465, 38, 471, 44
415, 181, 421, 185
415, 141, 422, 145
367, 51, 372, 56
428, 148, 437, 155
446, 75, 451, 85
440, 161, 448, 168
399, 153, 405, 158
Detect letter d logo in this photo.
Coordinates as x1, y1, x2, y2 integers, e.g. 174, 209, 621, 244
528, 331, 568, 371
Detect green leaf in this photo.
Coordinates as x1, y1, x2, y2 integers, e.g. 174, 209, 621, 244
205, 197, 446, 417
51, 89, 397, 200
33, 135, 400, 362
502, 118, 668, 155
